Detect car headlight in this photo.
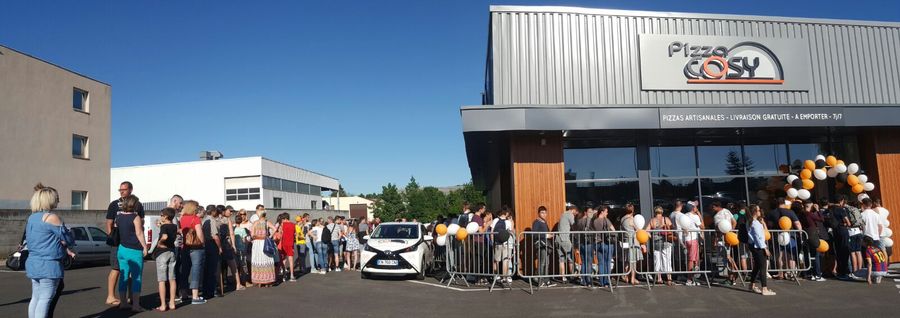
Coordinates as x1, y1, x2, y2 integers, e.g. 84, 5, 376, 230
364, 244, 379, 253
399, 245, 417, 253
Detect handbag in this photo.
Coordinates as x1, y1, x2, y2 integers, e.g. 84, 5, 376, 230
263, 223, 276, 257
6, 231, 28, 271
183, 218, 203, 249
106, 215, 121, 247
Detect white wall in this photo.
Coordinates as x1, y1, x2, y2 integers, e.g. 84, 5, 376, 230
323, 196, 374, 220
224, 176, 263, 211
111, 157, 262, 209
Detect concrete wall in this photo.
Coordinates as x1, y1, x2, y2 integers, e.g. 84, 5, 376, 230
0, 45, 111, 210
0, 210, 108, 257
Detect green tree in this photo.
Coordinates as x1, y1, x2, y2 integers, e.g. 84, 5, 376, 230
373, 183, 404, 221
329, 185, 349, 197
446, 182, 485, 213
724, 150, 755, 175
408, 186, 446, 221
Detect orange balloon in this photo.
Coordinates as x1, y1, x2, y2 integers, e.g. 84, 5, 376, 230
636, 230, 650, 244
435, 224, 447, 236
456, 229, 468, 241
817, 240, 830, 253
852, 184, 865, 194
847, 174, 860, 186
836, 160, 845, 166
826, 156, 837, 167
764, 230, 772, 241
804, 160, 816, 171
725, 232, 740, 246
802, 179, 815, 190
800, 169, 813, 180
779, 216, 792, 230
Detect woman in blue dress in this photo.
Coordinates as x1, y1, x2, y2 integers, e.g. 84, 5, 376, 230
25, 184, 75, 318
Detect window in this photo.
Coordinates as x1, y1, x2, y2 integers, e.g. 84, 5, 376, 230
262, 176, 281, 190
697, 145, 744, 176
72, 135, 88, 159
73, 88, 88, 112
226, 189, 237, 195
565, 180, 640, 218
309, 185, 321, 196
226, 188, 263, 201
87, 227, 108, 242
282, 180, 298, 193
311, 200, 317, 209
743, 144, 789, 175
564, 147, 637, 180
273, 197, 282, 209
71, 227, 89, 241
71, 191, 87, 210
651, 146, 697, 178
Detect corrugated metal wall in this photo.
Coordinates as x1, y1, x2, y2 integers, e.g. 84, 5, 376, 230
489, 10, 900, 106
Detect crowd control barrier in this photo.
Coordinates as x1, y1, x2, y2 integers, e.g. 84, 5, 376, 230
634, 229, 714, 290
519, 230, 629, 294
444, 232, 517, 292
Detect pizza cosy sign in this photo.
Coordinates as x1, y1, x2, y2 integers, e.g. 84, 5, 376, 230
639, 34, 811, 91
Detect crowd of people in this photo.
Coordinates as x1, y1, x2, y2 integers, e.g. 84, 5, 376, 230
21, 181, 372, 317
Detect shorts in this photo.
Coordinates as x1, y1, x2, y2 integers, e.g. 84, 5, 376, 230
494, 245, 513, 262
280, 242, 294, 257
155, 251, 176, 282
628, 247, 643, 263
849, 234, 863, 252
331, 241, 342, 254
109, 245, 120, 270
686, 240, 700, 262
557, 242, 573, 262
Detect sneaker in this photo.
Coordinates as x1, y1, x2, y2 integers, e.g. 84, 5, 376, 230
875, 276, 883, 284
191, 298, 206, 305
848, 273, 858, 280
761, 290, 776, 296
336, 268, 342, 272
318, 270, 327, 274
545, 283, 557, 287
289, 277, 297, 282
815, 276, 827, 282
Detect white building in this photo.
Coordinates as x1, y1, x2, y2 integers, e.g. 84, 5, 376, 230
323, 196, 375, 221
111, 156, 340, 211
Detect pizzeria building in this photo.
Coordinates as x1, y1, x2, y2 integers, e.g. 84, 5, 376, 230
460, 5, 900, 260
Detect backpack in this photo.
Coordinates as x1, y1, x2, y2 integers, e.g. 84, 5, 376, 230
457, 214, 469, 226
322, 224, 333, 244
737, 222, 750, 244
494, 219, 510, 245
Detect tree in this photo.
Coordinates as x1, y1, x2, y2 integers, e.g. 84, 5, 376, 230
446, 182, 485, 214
329, 185, 349, 197
724, 150, 754, 175
408, 186, 446, 221
373, 183, 404, 221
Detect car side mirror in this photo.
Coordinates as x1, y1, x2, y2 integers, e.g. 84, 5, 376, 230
363, 235, 370, 240
424, 235, 433, 241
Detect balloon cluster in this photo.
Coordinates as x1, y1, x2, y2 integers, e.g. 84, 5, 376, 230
880, 208, 894, 249
784, 155, 876, 201
433, 222, 481, 246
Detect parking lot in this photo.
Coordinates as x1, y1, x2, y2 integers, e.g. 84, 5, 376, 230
1, 262, 898, 318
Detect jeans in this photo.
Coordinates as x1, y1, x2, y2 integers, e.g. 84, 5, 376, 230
295, 244, 307, 272
29, 278, 61, 318
579, 243, 594, 285
203, 244, 221, 298
315, 242, 328, 270
834, 233, 851, 275
305, 240, 315, 270
537, 246, 549, 284
808, 247, 822, 277
117, 246, 144, 295
179, 249, 205, 290
596, 243, 613, 286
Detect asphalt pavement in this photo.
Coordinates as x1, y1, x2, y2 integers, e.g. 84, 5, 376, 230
0, 263, 898, 318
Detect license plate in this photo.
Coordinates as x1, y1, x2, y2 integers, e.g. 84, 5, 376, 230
377, 260, 399, 266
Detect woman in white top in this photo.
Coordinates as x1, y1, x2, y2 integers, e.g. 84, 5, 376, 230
308, 219, 327, 274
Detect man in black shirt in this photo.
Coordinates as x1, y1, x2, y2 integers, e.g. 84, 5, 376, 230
531, 206, 555, 287
105, 181, 144, 306
831, 196, 852, 279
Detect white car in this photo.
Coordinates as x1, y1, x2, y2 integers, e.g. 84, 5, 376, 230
143, 215, 161, 257
360, 222, 434, 280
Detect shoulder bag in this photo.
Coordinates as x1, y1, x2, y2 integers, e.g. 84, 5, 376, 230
263, 223, 276, 257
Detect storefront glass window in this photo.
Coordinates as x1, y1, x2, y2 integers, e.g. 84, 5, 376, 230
564, 147, 636, 180
565, 180, 639, 217
697, 145, 744, 176
651, 178, 700, 212
699, 177, 748, 216
743, 144, 789, 176
789, 143, 827, 170
650, 146, 696, 178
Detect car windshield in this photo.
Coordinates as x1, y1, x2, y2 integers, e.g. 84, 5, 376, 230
371, 224, 419, 239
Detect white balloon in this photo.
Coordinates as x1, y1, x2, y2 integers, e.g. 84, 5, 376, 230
881, 228, 892, 238
816, 155, 826, 161
465, 222, 479, 234
786, 175, 799, 183
878, 206, 889, 219
858, 193, 870, 202
677, 214, 693, 230
858, 174, 868, 184
435, 234, 447, 246
885, 219, 891, 227
798, 189, 811, 200
883, 237, 894, 248
717, 220, 732, 233
787, 188, 799, 198
835, 164, 847, 174
778, 232, 791, 246
827, 168, 838, 178
863, 182, 875, 192
813, 169, 827, 181
634, 215, 646, 229
447, 224, 460, 235
847, 163, 859, 175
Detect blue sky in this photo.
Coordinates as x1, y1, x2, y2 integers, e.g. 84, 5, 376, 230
2, 1, 898, 194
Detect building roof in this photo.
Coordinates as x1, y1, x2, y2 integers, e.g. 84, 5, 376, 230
112, 156, 338, 183
0, 44, 110, 86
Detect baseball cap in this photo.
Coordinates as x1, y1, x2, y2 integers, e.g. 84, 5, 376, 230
684, 203, 695, 212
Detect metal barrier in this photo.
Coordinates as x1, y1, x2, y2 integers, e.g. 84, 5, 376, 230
635, 229, 714, 289
444, 232, 517, 292
519, 231, 629, 294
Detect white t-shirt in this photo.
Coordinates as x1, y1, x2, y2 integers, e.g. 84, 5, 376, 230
684, 213, 702, 241
309, 226, 323, 243
670, 211, 685, 240
861, 209, 881, 240
713, 209, 734, 231
490, 218, 515, 246
249, 213, 260, 223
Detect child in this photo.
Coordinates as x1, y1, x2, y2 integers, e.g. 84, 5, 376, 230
856, 236, 888, 285
155, 207, 178, 311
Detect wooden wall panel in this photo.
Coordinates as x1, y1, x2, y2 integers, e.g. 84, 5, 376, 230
510, 133, 566, 234
866, 128, 900, 262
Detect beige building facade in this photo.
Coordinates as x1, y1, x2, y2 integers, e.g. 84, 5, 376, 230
0, 45, 111, 210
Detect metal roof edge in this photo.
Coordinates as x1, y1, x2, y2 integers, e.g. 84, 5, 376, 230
260, 157, 339, 183
488, 5, 900, 28
0, 44, 111, 86
461, 104, 900, 110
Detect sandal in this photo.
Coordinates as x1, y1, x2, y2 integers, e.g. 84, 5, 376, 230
106, 299, 121, 306
155, 306, 167, 312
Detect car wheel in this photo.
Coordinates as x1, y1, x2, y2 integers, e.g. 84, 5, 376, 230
62, 256, 73, 270
361, 271, 370, 279
416, 260, 426, 280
